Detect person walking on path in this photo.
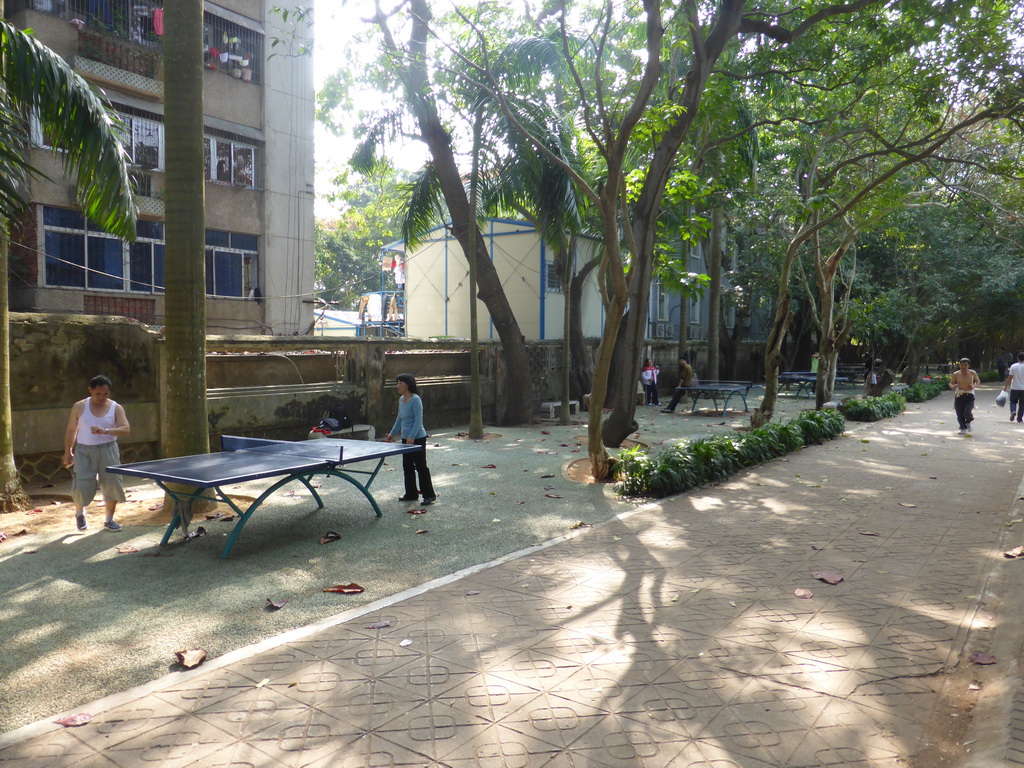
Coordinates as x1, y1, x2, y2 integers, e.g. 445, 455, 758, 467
999, 349, 1013, 381
661, 355, 696, 413
640, 358, 660, 406
63, 375, 130, 531
385, 373, 436, 505
950, 357, 981, 435
1004, 351, 1024, 423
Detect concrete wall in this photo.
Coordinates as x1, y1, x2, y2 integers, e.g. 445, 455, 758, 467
9, 314, 761, 482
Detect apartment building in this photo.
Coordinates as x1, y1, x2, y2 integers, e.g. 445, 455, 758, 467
6, 0, 314, 334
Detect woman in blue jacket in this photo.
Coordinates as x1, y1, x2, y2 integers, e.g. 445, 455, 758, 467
385, 373, 436, 504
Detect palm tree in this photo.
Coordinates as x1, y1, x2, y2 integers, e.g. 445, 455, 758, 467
0, 13, 136, 513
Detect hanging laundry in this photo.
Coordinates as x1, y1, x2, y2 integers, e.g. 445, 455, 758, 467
153, 8, 164, 35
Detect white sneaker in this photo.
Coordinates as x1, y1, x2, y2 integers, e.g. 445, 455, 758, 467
959, 428, 967, 435
967, 424, 972, 432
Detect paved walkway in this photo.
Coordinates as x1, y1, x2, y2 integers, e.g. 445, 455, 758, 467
3, 389, 1024, 767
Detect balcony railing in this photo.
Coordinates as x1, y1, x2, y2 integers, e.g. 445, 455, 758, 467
29, 0, 164, 47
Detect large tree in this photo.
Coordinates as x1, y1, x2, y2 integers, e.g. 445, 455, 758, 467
473, 0, 933, 476
0, 15, 136, 512
163, 0, 208, 458
353, 0, 536, 425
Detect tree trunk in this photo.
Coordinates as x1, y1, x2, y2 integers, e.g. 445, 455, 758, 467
706, 205, 723, 382
568, 259, 597, 398
558, 242, 573, 425
164, 0, 209, 459
0, 228, 29, 512
467, 112, 483, 439
400, 0, 533, 425
0, 0, 28, 512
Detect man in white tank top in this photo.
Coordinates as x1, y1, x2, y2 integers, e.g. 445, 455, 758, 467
63, 375, 131, 531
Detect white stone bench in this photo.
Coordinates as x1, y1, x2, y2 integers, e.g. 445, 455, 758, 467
540, 400, 580, 419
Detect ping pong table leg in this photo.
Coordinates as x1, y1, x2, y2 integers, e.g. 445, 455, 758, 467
218, 473, 325, 558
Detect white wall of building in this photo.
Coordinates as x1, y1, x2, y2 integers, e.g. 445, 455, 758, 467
259, 0, 315, 335
404, 220, 605, 340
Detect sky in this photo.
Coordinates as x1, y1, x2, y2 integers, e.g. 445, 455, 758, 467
312, 2, 425, 219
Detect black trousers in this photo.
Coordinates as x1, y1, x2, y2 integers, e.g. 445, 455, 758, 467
1011, 390, 1024, 421
403, 436, 435, 497
954, 393, 975, 429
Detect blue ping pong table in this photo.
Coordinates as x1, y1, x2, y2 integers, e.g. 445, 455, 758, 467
107, 435, 422, 558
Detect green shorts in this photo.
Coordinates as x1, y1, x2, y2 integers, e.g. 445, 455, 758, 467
71, 442, 126, 508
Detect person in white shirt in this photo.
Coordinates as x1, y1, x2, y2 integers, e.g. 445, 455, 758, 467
63, 375, 131, 531
1004, 352, 1024, 424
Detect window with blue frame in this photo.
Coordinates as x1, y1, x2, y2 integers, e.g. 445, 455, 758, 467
43, 207, 255, 298
545, 260, 563, 293
205, 230, 258, 298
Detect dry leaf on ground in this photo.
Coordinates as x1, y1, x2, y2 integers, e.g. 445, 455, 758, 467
969, 651, 997, 665
323, 583, 364, 594
54, 713, 93, 727
794, 588, 814, 599
174, 649, 207, 669
266, 598, 288, 610
319, 531, 341, 545
1005, 545, 1024, 559
812, 570, 844, 585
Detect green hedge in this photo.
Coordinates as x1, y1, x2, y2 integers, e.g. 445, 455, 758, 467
840, 392, 907, 421
903, 375, 950, 403
615, 409, 846, 498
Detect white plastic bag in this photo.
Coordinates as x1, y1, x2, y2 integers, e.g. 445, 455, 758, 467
996, 390, 1008, 407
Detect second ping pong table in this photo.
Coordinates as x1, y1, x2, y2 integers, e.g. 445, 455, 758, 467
107, 435, 422, 558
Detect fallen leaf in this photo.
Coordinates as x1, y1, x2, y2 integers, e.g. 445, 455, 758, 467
366, 620, 392, 629
148, 503, 163, 511
399, 638, 413, 647
794, 588, 814, 599
323, 583, 364, 594
540, 431, 551, 435
27, 508, 43, 515
545, 493, 563, 499
492, 518, 501, 523
185, 527, 207, 540
858, 531, 880, 536
811, 570, 844, 585
544, 485, 556, 491
174, 649, 207, 669
116, 545, 140, 554
899, 502, 917, 508
415, 529, 428, 534
319, 531, 342, 545
55, 713, 92, 727
540, 474, 555, 478
266, 598, 288, 610
811, 545, 825, 551
1005, 546, 1024, 559
407, 509, 428, 515
205, 512, 224, 520
570, 521, 592, 530
220, 515, 236, 522
969, 651, 996, 665
466, 590, 481, 596
255, 678, 269, 688
482, 464, 497, 469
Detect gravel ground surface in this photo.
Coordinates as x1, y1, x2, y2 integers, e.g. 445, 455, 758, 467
0, 389, 832, 733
